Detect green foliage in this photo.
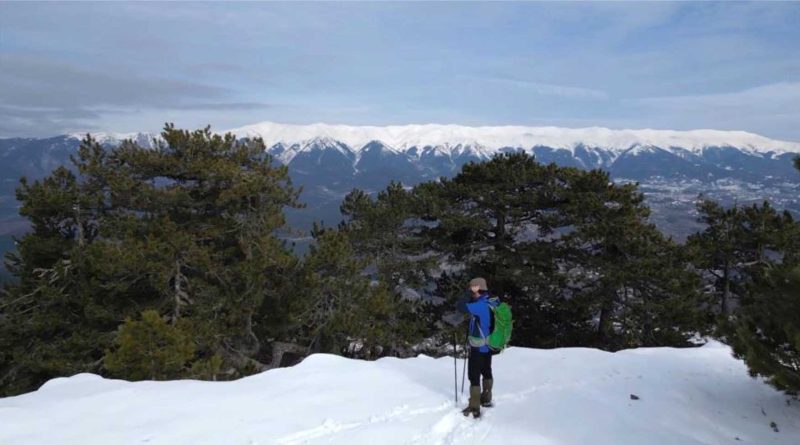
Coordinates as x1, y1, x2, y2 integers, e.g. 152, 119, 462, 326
1, 124, 303, 395
0, 164, 114, 395
104, 310, 195, 381
554, 169, 707, 348
296, 225, 423, 358
728, 264, 800, 395
3, 127, 794, 396
344, 153, 709, 351
686, 199, 798, 316
190, 353, 224, 381
341, 181, 434, 290
684, 195, 799, 393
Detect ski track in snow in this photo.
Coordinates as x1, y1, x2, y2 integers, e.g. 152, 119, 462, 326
275, 403, 495, 445
276, 418, 362, 444
410, 408, 495, 445
277, 385, 578, 445
277, 401, 455, 445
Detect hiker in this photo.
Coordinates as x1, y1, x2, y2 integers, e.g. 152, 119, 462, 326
456, 277, 499, 418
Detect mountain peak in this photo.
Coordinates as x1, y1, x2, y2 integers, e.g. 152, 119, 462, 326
226, 121, 800, 155
67, 131, 160, 149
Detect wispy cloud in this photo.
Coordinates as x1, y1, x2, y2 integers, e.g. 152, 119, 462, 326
0, 2, 798, 139
0, 55, 227, 109
481, 76, 609, 100
633, 82, 800, 110
0, 54, 274, 136
170, 103, 273, 111
624, 82, 800, 138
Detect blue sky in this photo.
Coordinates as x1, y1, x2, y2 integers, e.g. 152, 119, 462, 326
1, 2, 798, 140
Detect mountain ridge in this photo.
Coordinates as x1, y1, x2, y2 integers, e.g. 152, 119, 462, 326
60, 121, 800, 157
226, 121, 800, 155
2, 123, 797, 240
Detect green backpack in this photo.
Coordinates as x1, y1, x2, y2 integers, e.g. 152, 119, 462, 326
487, 299, 513, 353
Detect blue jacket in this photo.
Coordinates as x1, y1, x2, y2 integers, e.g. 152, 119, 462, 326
457, 291, 498, 353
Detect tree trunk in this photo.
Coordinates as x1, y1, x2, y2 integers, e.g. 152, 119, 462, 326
721, 262, 730, 315
495, 212, 506, 251
172, 259, 191, 320
221, 340, 308, 374
269, 341, 309, 369
597, 291, 615, 344
221, 343, 268, 373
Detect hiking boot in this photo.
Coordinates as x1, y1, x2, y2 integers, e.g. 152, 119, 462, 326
481, 378, 493, 407
461, 385, 481, 418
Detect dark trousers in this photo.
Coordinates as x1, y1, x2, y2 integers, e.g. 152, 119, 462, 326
468, 347, 492, 387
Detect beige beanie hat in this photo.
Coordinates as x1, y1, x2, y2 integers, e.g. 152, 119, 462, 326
468, 277, 488, 291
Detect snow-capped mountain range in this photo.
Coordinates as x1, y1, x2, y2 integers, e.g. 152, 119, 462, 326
2, 121, 798, 240
229, 121, 800, 160
59, 122, 800, 193
69, 121, 800, 167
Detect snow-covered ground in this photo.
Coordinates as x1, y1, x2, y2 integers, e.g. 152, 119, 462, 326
2, 340, 799, 445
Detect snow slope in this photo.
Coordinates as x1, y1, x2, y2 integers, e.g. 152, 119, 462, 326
63, 122, 800, 161
2, 340, 799, 445
67, 131, 161, 149
226, 121, 800, 155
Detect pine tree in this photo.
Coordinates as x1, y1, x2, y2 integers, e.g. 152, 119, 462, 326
686, 200, 749, 315
0, 165, 111, 395
728, 264, 800, 394
724, 153, 800, 395
343, 153, 706, 350
558, 169, 707, 349
296, 225, 423, 358
104, 310, 195, 381
1, 125, 303, 394
415, 153, 579, 347
340, 181, 445, 348
341, 181, 433, 291
686, 199, 798, 317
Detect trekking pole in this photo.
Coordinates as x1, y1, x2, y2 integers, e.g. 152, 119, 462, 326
460, 331, 468, 395
453, 331, 458, 405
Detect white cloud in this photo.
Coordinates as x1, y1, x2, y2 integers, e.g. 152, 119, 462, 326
632, 81, 800, 113
623, 82, 800, 140
475, 76, 609, 100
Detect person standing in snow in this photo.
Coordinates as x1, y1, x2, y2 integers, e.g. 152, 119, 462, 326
456, 277, 498, 418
